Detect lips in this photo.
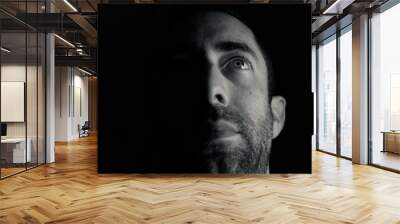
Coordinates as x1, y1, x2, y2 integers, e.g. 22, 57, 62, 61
207, 120, 239, 140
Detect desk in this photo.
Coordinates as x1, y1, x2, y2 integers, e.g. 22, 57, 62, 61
1, 138, 31, 163
382, 131, 400, 154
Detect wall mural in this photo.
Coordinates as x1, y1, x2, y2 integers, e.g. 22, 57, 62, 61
98, 4, 312, 174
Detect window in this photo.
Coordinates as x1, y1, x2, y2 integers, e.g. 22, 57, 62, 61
370, 2, 400, 171
339, 28, 352, 158
0, 1, 47, 179
318, 35, 337, 154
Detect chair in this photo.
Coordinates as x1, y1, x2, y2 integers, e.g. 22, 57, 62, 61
78, 121, 90, 138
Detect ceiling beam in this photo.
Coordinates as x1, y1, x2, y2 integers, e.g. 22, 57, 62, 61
67, 13, 97, 41
322, 0, 355, 14
55, 55, 96, 71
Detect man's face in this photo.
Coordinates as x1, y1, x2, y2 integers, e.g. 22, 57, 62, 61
160, 12, 286, 173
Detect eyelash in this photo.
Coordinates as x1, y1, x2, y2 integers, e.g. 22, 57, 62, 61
223, 56, 253, 71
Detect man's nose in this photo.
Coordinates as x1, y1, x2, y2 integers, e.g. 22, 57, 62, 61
207, 67, 229, 107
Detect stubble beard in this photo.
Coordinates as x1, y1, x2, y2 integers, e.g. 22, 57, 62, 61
202, 106, 273, 174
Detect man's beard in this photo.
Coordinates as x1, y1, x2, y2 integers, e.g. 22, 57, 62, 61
201, 105, 273, 174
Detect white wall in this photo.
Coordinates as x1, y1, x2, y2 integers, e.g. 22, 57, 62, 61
1, 65, 41, 137
55, 66, 70, 141
1, 63, 46, 164
55, 66, 89, 141
1, 65, 26, 139
72, 72, 89, 138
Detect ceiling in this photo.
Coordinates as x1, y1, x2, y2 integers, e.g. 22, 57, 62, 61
0, 0, 393, 73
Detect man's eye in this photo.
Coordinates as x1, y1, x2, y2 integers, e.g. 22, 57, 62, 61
224, 57, 253, 71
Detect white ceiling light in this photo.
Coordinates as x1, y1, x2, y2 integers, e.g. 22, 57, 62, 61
322, 0, 354, 15
1, 47, 11, 53
76, 48, 85, 55
54, 34, 75, 48
78, 67, 93, 76
63, 0, 78, 12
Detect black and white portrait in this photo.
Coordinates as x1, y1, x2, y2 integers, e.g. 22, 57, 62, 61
98, 4, 312, 174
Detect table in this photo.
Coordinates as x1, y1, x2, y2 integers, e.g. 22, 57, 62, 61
381, 131, 400, 154
1, 138, 32, 163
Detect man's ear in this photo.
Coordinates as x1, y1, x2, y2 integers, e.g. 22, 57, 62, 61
271, 96, 286, 139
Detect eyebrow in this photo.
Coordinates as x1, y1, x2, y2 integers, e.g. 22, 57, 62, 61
214, 41, 258, 59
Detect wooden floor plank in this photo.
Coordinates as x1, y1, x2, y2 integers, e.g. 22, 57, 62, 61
1, 134, 400, 223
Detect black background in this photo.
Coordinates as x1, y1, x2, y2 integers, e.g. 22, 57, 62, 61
98, 4, 312, 173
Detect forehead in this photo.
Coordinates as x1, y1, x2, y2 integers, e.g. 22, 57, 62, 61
177, 12, 259, 50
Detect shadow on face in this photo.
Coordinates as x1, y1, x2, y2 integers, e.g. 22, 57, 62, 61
155, 11, 285, 173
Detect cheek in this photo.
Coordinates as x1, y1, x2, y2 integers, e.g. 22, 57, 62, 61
232, 87, 269, 119
232, 67, 269, 111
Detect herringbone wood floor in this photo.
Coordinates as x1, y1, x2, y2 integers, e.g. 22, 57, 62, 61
1, 135, 400, 223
